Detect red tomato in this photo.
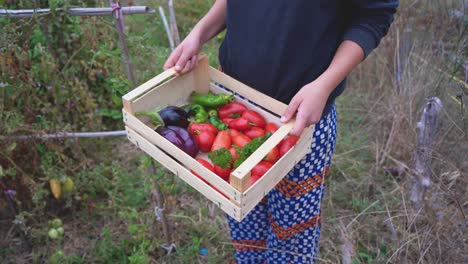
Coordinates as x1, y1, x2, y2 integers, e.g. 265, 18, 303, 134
214, 165, 231, 181
191, 158, 214, 183
265, 122, 279, 134
194, 130, 215, 152
232, 133, 251, 148
189, 123, 218, 136
250, 161, 273, 185
229, 147, 240, 163
211, 131, 231, 152
279, 136, 299, 157
264, 146, 280, 164
241, 110, 266, 128
244, 127, 266, 139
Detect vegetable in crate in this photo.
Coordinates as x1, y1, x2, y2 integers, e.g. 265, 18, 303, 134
231, 133, 251, 148
265, 122, 279, 133
208, 148, 233, 181
136, 106, 189, 128
156, 126, 199, 157
188, 104, 209, 123
218, 102, 248, 118
190, 92, 234, 107
208, 109, 228, 131
193, 129, 215, 152
278, 135, 299, 157
233, 132, 272, 168
189, 123, 218, 136
241, 109, 266, 128
264, 146, 280, 164
227, 117, 251, 131
250, 160, 273, 185
211, 131, 231, 152
245, 127, 266, 139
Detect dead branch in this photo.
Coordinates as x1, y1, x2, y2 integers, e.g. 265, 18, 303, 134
410, 97, 442, 211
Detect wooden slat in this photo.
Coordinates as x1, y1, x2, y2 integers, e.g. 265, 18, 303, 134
123, 67, 177, 102
123, 110, 241, 200
125, 126, 241, 220
230, 122, 294, 192
131, 70, 194, 113
192, 56, 210, 94
209, 67, 288, 116
122, 98, 134, 114
241, 126, 314, 218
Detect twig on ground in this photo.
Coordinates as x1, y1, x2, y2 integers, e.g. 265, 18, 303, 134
150, 161, 173, 253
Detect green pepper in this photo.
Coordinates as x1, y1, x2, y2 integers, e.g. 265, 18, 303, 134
190, 92, 234, 108
189, 104, 209, 123
208, 109, 228, 130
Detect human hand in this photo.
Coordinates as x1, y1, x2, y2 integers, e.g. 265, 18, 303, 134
163, 32, 202, 76
280, 81, 332, 136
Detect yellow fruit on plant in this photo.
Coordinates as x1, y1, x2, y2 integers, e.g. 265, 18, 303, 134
49, 179, 62, 199
62, 177, 74, 193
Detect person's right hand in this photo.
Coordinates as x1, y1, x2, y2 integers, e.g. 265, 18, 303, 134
163, 32, 202, 75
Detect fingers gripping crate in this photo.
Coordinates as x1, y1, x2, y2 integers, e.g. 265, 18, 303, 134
122, 56, 314, 221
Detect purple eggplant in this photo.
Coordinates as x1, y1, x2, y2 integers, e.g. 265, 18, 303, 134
159, 106, 189, 128
136, 106, 189, 128
156, 126, 199, 157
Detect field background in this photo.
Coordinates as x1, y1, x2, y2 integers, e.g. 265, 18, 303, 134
0, 0, 466, 263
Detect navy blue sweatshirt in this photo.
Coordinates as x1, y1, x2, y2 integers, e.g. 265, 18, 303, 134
219, 0, 399, 116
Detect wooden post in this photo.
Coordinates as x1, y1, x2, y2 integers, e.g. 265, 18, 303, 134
410, 97, 443, 211
109, 0, 137, 87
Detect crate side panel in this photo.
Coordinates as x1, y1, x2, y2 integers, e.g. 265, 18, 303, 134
126, 126, 242, 219
193, 56, 210, 94
123, 68, 177, 102
132, 71, 194, 113
241, 126, 314, 216
123, 110, 241, 200
230, 122, 294, 192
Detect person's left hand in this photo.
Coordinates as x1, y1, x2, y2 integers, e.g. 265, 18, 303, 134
280, 81, 332, 136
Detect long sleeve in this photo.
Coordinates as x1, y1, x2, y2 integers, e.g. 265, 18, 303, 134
342, 0, 399, 58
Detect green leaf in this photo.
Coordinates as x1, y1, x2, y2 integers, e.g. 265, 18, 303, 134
208, 148, 232, 169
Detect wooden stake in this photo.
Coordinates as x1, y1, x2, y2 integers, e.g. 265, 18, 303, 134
109, 0, 137, 87
167, 0, 180, 46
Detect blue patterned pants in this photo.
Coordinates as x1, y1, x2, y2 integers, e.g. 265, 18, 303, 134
227, 105, 337, 264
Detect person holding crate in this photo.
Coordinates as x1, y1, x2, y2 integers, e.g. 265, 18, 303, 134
164, 0, 398, 263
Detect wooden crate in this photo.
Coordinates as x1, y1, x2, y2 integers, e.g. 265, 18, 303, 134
122, 56, 314, 221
